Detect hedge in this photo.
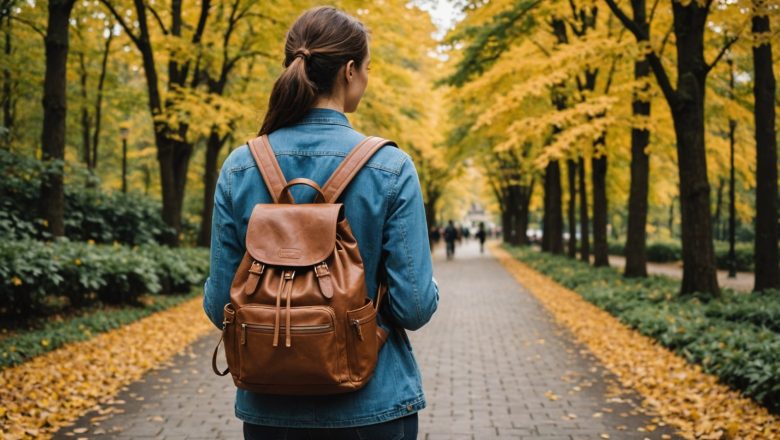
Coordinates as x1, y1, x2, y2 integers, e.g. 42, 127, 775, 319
504, 245, 780, 412
0, 149, 175, 245
608, 239, 754, 271
0, 239, 209, 316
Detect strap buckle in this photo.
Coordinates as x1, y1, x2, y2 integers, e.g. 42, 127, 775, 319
314, 262, 330, 278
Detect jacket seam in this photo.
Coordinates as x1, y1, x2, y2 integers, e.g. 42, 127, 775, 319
291, 120, 352, 129
231, 160, 401, 175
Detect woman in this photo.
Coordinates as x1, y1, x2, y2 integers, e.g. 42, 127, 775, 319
202, 6, 439, 439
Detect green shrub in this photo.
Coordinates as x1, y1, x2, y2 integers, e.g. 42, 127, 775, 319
714, 241, 754, 272
504, 245, 780, 412
645, 240, 682, 262
0, 149, 175, 244
608, 239, 754, 271
0, 239, 209, 316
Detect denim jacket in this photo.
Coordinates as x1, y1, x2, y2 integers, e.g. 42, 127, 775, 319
202, 108, 439, 428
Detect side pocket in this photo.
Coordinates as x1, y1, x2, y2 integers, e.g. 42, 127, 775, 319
222, 304, 238, 377
346, 299, 379, 382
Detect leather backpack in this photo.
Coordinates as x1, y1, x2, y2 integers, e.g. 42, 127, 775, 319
212, 134, 395, 395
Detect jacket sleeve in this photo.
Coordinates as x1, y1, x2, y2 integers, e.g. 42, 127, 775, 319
202, 160, 244, 330
381, 155, 439, 331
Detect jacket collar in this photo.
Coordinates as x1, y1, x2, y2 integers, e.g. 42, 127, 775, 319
296, 108, 352, 128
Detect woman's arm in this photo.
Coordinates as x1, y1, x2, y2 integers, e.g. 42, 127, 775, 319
202, 159, 244, 330
381, 155, 439, 331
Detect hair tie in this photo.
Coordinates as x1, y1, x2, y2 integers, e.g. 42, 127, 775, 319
294, 48, 311, 60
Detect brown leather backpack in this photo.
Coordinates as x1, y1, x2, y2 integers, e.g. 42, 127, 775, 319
211, 135, 395, 395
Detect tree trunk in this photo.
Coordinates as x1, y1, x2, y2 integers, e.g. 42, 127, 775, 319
605, 0, 719, 296
713, 178, 724, 241
567, 159, 577, 257
39, 0, 76, 238
78, 51, 91, 167
592, 144, 609, 267
2, 15, 12, 149
624, 10, 651, 277
752, 2, 779, 291
667, 4, 718, 296
672, 105, 718, 294
424, 192, 439, 233
543, 160, 564, 254
91, 29, 113, 170
501, 186, 512, 245
515, 180, 533, 245
198, 130, 226, 247
578, 156, 590, 262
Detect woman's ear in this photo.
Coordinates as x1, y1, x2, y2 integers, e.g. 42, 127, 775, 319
345, 60, 355, 83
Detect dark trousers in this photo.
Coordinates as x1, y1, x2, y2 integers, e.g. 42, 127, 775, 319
243, 413, 418, 440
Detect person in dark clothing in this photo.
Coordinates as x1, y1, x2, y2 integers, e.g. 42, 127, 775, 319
444, 220, 457, 260
476, 222, 487, 254
429, 225, 441, 252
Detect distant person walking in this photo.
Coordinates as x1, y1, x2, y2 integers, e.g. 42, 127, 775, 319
476, 222, 487, 254
444, 220, 457, 260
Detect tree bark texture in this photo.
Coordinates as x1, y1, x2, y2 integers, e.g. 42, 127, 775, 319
752, 2, 780, 291
39, 0, 76, 237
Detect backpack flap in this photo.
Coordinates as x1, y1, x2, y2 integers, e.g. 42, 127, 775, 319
245, 203, 342, 267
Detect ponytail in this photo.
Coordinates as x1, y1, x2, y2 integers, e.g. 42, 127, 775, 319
259, 7, 368, 135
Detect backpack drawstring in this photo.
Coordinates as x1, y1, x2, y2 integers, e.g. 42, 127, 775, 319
272, 270, 295, 348
284, 271, 295, 347
272, 274, 284, 347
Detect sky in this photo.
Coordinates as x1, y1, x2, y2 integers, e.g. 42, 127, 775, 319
414, 0, 464, 40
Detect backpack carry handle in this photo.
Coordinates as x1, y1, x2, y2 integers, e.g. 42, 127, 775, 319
278, 178, 326, 204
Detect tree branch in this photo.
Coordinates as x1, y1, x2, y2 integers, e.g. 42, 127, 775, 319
646, 52, 676, 106
603, 0, 647, 40
529, 38, 551, 57
99, 0, 141, 48
658, 23, 673, 58
706, 32, 741, 74
145, 2, 169, 35
191, 0, 210, 44
648, 0, 661, 24
8, 15, 45, 39
605, 0, 676, 105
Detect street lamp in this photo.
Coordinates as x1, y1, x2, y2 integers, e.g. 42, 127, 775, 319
120, 125, 129, 194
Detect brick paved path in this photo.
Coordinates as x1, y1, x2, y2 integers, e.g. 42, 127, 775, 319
55, 240, 679, 439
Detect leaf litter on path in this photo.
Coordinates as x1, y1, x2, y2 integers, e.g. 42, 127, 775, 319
491, 245, 780, 439
0, 298, 213, 439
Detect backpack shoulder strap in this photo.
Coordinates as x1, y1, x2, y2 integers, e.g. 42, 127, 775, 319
321, 136, 396, 203
248, 135, 288, 204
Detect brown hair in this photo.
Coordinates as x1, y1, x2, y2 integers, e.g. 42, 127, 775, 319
259, 7, 368, 135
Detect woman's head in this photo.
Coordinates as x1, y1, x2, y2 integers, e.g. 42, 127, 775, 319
259, 7, 370, 135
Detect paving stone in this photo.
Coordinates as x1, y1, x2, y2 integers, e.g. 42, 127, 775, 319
53, 240, 681, 439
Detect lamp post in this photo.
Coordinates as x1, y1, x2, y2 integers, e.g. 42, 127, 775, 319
120, 125, 129, 193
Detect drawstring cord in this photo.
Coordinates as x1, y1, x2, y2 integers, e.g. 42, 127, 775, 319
272, 274, 284, 347
272, 270, 295, 348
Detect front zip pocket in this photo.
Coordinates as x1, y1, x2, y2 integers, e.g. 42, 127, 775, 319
236, 305, 344, 385
241, 323, 333, 344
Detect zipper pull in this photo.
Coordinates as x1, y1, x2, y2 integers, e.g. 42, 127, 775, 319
241, 323, 247, 345
352, 319, 364, 341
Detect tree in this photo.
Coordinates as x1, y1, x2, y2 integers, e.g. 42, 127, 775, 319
751, 0, 779, 291
623, 0, 653, 277
101, 0, 213, 245
605, 0, 734, 296
39, 0, 77, 237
